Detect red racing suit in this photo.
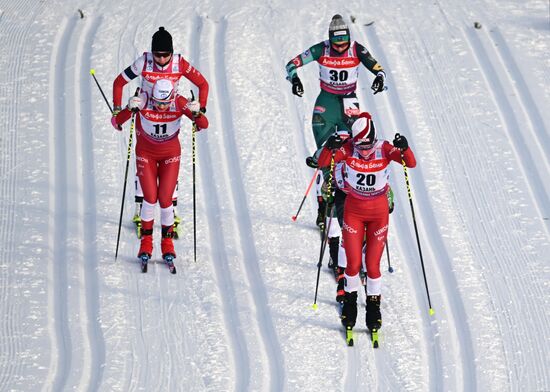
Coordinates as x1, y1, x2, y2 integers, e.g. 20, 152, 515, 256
112, 52, 209, 110
318, 139, 416, 293
114, 94, 208, 211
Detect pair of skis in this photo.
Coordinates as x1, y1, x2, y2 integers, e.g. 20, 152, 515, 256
345, 325, 379, 348
140, 254, 177, 274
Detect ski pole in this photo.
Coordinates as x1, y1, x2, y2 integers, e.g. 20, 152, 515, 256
192, 121, 197, 263
114, 88, 140, 261
89, 69, 113, 114
400, 147, 434, 316
189, 90, 198, 263
313, 152, 335, 309
385, 239, 393, 273
292, 168, 319, 221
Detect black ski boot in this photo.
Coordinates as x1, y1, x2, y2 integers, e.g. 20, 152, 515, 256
316, 198, 326, 230
340, 291, 358, 328
365, 295, 382, 331
335, 267, 345, 303
327, 236, 339, 276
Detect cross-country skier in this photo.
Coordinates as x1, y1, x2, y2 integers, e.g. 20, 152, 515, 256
112, 26, 209, 236
317, 112, 415, 340
111, 79, 209, 273
285, 14, 387, 231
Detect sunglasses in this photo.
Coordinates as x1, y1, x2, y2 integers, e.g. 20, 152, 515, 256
331, 41, 350, 49
153, 52, 172, 58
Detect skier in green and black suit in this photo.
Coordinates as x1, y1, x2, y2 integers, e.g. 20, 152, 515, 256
285, 14, 390, 276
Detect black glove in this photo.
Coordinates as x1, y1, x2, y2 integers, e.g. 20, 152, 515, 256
200, 107, 206, 114
112, 105, 122, 116
393, 133, 408, 151
371, 72, 385, 94
305, 156, 318, 168
291, 76, 304, 97
325, 134, 345, 150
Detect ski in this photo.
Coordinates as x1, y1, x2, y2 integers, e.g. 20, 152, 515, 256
370, 328, 379, 348
140, 254, 149, 273
345, 326, 354, 346
164, 254, 177, 274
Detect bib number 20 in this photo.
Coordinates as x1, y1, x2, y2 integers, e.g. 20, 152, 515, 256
357, 173, 375, 186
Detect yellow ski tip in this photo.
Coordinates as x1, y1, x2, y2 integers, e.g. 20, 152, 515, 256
89, 69, 95, 75
312, 303, 318, 310
429, 308, 435, 316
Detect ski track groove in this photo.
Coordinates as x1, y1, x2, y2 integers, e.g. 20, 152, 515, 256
45, 16, 76, 392
464, 26, 550, 388
348, 21, 416, 391
486, 27, 550, 234
464, 28, 550, 235
213, 15, 286, 391
362, 24, 474, 391
74, 15, 106, 391
198, 15, 251, 392
0, 4, 30, 388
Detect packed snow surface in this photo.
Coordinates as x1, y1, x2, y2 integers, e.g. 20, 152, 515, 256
0, 0, 548, 390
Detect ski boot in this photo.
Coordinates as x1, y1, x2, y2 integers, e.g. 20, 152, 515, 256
137, 226, 153, 273
366, 295, 382, 348
341, 291, 357, 346
335, 267, 345, 303
173, 212, 181, 240
387, 187, 394, 214
316, 198, 326, 231
133, 198, 143, 238
327, 236, 339, 279
161, 225, 177, 274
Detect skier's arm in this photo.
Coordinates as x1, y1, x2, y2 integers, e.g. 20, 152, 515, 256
317, 141, 350, 168
355, 42, 384, 76
112, 55, 146, 111
385, 137, 416, 168
176, 96, 209, 130
179, 57, 209, 111
285, 42, 325, 80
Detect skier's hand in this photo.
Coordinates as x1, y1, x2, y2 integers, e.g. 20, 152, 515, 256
200, 106, 206, 114
393, 133, 408, 151
112, 105, 122, 116
291, 76, 304, 97
111, 116, 122, 131
127, 95, 142, 112
325, 134, 345, 150
371, 72, 386, 95
187, 100, 201, 115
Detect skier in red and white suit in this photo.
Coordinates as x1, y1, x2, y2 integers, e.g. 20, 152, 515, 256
112, 26, 209, 226
112, 79, 209, 262
318, 112, 416, 332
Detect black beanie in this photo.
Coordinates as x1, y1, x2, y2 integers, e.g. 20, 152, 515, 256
151, 27, 173, 53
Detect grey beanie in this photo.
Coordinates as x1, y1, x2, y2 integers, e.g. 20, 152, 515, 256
328, 14, 350, 42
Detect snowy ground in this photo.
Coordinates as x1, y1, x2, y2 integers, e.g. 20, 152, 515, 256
0, 0, 549, 391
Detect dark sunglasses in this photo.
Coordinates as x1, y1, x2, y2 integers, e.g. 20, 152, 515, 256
153, 52, 172, 58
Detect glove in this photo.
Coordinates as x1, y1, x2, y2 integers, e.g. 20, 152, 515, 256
291, 76, 304, 97
325, 134, 345, 150
127, 95, 142, 111
112, 105, 122, 116
305, 155, 318, 168
200, 107, 206, 114
187, 100, 200, 115
111, 116, 122, 131
393, 133, 408, 151
371, 72, 386, 94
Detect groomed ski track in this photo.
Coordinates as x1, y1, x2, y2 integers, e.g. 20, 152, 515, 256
0, 1, 548, 391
